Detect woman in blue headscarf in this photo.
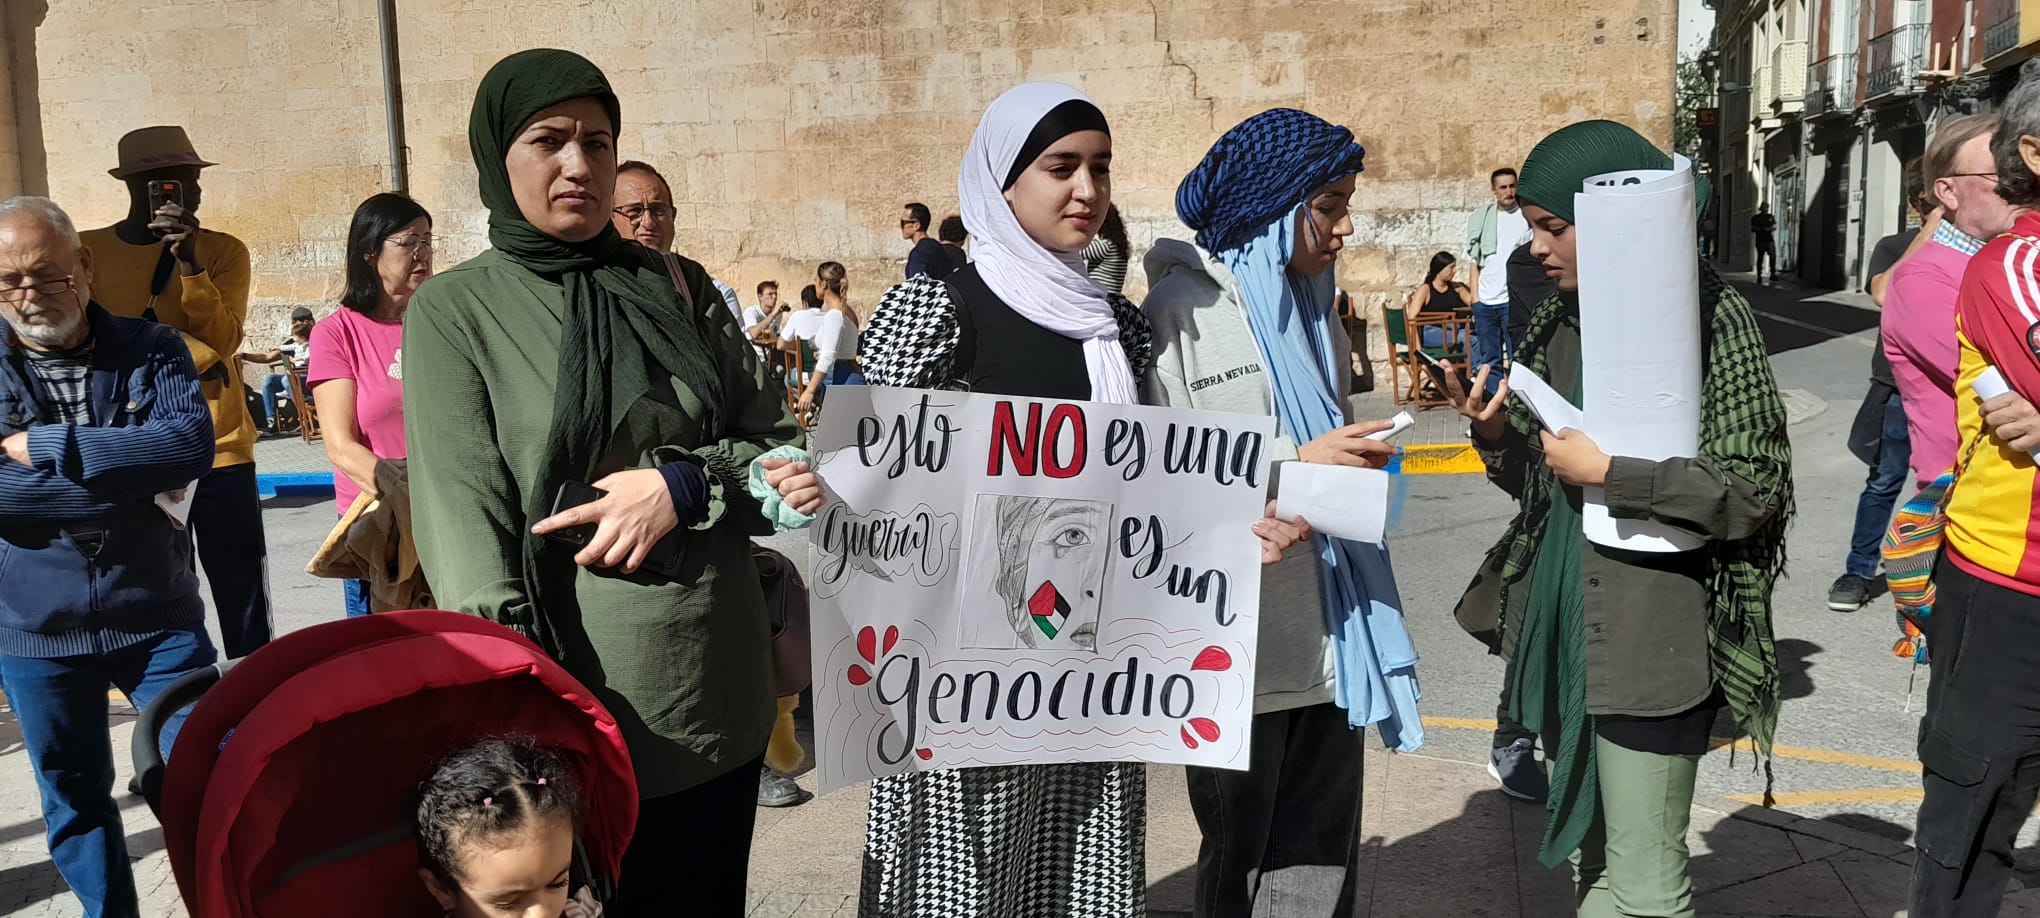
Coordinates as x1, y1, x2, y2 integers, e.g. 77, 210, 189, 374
1141, 108, 1423, 917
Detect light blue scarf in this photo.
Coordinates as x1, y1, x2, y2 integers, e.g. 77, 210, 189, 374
1216, 209, 1425, 751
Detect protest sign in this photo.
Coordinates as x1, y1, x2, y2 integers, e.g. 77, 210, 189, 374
806, 387, 1274, 793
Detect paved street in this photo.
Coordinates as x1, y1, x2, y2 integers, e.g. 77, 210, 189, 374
2, 274, 2034, 916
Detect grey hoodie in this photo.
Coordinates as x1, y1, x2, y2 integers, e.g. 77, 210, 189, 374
1141, 238, 1346, 715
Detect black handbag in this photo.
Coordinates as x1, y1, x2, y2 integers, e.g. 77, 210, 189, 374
753, 546, 811, 697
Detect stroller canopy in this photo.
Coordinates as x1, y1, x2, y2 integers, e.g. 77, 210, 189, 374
154, 611, 637, 917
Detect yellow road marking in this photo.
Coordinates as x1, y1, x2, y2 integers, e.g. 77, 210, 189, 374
1422, 717, 1921, 775
1727, 788, 1924, 807
1400, 444, 1487, 475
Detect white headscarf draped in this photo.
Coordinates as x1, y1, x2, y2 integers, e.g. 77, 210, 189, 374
958, 82, 1138, 405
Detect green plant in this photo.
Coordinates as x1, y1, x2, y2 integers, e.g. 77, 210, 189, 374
1673, 55, 1712, 158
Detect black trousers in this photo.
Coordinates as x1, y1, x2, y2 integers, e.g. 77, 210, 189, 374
614, 755, 763, 917
190, 462, 272, 658
1910, 559, 2040, 917
1186, 703, 1363, 918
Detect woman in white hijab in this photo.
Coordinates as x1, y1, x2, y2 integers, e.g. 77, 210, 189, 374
764, 81, 1311, 918
853, 81, 1150, 917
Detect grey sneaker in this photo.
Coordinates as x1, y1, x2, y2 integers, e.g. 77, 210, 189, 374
1827, 573, 1876, 612
757, 769, 809, 808
1489, 738, 1548, 802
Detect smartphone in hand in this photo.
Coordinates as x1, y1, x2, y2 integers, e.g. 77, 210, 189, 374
147, 180, 184, 212
548, 480, 606, 548
1415, 351, 1475, 395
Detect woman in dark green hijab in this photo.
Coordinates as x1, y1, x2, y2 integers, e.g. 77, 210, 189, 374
404, 49, 801, 915
1447, 121, 1791, 918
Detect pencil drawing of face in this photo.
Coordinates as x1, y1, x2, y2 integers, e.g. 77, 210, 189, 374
977, 495, 1110, 652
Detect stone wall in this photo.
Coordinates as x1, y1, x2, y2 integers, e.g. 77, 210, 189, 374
28, 0, 1675, 354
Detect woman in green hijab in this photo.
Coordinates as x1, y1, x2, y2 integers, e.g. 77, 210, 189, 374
1446, 121, 1792, 918
404, 49, 801, 915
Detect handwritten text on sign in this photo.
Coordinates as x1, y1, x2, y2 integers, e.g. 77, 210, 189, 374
808, 387, 1274, 793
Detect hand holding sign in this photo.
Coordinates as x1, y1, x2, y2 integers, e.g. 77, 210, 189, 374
763, 456, 826, 515
1253, 500, 1313, 562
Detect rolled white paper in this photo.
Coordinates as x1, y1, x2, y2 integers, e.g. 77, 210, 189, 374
1575, 154, 1706, 553
1363, 411, 1416, 442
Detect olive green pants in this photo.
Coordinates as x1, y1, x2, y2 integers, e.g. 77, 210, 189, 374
1567, 736, 1701, 918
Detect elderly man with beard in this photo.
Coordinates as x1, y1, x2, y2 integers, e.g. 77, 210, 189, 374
0, 196, 217, 918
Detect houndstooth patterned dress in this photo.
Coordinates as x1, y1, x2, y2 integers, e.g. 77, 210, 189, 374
855, 273, 1151, 918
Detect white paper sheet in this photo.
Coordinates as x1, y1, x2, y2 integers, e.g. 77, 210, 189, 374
1274, 463, 1389, 544
1972, 367, 2040, 463
1574, 154, 1705, 553
1506, 364, 1583, 434
155, 480, 199, 528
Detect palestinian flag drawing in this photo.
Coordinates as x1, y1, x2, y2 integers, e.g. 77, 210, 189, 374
1029, 580, 1070, 639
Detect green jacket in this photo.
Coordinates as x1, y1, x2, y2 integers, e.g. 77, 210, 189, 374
404, 250, 801, 797
1455, 316, 1784, 717
1466, 201, 1502, 265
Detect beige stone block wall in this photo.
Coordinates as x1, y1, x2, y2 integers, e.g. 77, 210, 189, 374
31, 0, 1675, 354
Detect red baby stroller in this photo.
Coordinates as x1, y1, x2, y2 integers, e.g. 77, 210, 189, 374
132, 610, 638, 917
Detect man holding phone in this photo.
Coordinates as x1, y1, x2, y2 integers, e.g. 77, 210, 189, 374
80, 126, 271, 660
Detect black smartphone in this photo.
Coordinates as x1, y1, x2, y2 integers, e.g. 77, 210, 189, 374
548, 480, 605, 548
147, 179, 183, 212
1415, 351, 1475, 394
548, 479, 687, 579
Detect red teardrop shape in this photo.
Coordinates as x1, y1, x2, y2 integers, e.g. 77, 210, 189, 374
1180, 726, 1199, 749
915, 748, 933, 761
884, 625, 900, 654
1191, 647, 1232, 672
847, 665, 871, 686
857, 626, 877, 664
1191, 717, 1221, 741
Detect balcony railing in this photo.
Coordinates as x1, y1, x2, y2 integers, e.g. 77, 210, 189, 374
1985, 0, 2021, 59
1752, 64, 1774, 122
1866, 23, 1929, 99
1805, 52, 1858, 116
1770, 39, 1808, 114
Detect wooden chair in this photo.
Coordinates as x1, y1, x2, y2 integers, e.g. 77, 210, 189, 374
1384, 305, 1474, 409
285, 365, 321, 443
782, 339, 814, 430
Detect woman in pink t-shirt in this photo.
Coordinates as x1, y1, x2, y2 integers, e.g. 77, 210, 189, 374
308, 193, 433, 617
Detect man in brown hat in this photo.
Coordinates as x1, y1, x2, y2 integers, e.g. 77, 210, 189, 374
79, 125, 271, 659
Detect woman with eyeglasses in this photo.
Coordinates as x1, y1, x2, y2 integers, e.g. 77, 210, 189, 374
307, 192, 434, 617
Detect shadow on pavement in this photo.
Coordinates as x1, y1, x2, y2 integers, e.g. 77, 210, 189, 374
0, 824, 167, 915
1729, 277, 1880, 357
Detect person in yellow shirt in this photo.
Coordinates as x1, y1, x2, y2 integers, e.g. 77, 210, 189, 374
79, 126, 270, 659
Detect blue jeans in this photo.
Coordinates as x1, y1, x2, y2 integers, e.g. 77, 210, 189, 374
256, 373, 289, 428
344, 578, 371, 617
1470, 301, 1510, 393
0, 628, 217, 918
1846, 392, 1912, 579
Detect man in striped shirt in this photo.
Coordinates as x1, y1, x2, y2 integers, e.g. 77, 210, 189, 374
1911, 81, 2040, 915
0, 196, 218, 918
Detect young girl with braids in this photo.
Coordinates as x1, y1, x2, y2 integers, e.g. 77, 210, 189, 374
415, 739, 604, 918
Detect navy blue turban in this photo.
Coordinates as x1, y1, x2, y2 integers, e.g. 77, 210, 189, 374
1176, 108, 1367, 254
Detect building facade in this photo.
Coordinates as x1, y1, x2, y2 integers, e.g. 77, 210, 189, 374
6, 0, 1677, 349
1713, 0, 2040, 288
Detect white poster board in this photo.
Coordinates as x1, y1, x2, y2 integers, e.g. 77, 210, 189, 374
806, 387, 1274, 794
1574, 154, 1705, 552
